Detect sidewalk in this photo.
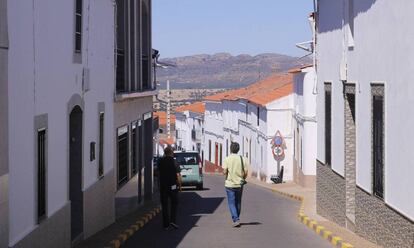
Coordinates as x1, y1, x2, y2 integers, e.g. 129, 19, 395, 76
248, 177, 381, 248
75, 194, 161, 248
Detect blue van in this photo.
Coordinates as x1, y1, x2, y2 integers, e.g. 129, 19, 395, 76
174, 151, 203, 190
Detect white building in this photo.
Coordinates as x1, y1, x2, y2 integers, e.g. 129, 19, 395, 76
1, 0, 155, 247
175, 102, 205, 153
291, 65, 317, 188
112, 0, 155, 219
0, 0, 9, 246
204, 74, 296, 181
316, 1, 414, 247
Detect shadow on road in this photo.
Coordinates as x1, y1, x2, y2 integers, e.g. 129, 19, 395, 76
240, 222, 262, 226
123, 190, 224, 248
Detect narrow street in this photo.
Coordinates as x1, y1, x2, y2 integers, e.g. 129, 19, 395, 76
122, 175, 331, 248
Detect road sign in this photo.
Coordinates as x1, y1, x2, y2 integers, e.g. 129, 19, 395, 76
271, 130, 285, 161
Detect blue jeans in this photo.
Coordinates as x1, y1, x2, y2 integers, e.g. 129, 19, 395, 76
225, 187, 243, 222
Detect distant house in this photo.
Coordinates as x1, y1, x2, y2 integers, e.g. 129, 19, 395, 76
154, 111, 176, 138
154, 111, 176, 156
316, 1, 414, 247
204, 74, 298, 181
175, 102, 205, 153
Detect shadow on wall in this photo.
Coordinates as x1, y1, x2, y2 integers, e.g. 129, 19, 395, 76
318, 0, 377, 33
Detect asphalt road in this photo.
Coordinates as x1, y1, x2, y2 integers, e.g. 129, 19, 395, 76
122, 175, 331, 248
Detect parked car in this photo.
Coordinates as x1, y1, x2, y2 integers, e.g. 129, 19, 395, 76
174, 151, 203, 190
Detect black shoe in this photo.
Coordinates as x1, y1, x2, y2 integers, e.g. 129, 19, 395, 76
163, 225, 172, 231
170, 222, 179, 229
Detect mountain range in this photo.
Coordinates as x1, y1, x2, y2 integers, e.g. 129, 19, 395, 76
156, 53, 311, 89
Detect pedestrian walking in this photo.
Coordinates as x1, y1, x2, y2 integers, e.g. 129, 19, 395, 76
223, 142, 249, 227
158, 146, 182, 230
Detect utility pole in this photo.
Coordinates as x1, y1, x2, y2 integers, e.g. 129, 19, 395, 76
167, 80, 171, 138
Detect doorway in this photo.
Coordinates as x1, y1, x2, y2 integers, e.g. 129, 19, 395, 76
69, 106, 83, 242
214, 142, 219, 166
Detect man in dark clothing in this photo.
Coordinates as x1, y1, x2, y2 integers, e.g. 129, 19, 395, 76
158, 146, 181, 230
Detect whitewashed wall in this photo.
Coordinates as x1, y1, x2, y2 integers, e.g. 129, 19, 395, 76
266, 95, 294, 181
203, 102, 224, 163
317, 0, 414, 220
293, 68, 317, 176
8, 0, 115, 244
316, 0, 345, 177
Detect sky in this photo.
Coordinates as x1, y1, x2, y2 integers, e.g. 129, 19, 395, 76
153, 0, 314, 58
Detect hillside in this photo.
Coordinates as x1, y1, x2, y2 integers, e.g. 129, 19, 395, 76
157, 53, 311, 89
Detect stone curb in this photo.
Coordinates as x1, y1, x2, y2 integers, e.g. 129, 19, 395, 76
104, 206, 161, 248
270, 189, 354, 248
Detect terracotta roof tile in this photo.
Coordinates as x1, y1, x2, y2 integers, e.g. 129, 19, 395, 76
175, 102, 205, 114
204, 73, 293, 106
159, 137, 175, 146
154, 111, 176, 126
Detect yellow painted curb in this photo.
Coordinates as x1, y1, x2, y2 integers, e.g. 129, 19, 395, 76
316, 225, 325, 234
323, 230, 332, 239
269, 187, 355, 248
107, 205, 162, 248
341, 242, 354, 248
331, 236, 342, 246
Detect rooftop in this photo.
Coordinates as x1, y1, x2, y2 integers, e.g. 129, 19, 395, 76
204, 73, 293, 107
154, 111, 176, 126
175, 102, 205, 114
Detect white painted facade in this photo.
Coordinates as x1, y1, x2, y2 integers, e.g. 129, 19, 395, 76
316, 0, 413, 221
203, 101, 225, 166
292, 67, 317, 186
203, 83, 295, 183
7, 0, 115, 246
175, 110, 204, 153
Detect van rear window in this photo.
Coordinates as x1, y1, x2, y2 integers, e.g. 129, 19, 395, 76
174, 153, 200, 165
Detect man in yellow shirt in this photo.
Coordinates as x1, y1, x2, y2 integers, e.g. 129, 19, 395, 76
223, 142, 249, 227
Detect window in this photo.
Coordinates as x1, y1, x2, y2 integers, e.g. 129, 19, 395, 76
226, 139, 229, 157
116, 0, 126, 92
74, 0, 83, 53
208, 140, 212, 162
141, 0, 151, 90
117, 126, 129, 187
219, 144, 223, 166
257, 107, 260, 126
37, 129, 47, 223
372, 84, 384, 199
115, 0, 152, 93
132, 121, 139, 175
90, 142, 96, 161
324, 83, 332, 166
98, 113, 104, 177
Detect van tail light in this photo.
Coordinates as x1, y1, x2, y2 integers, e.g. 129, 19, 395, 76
198, 156, 203, 174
